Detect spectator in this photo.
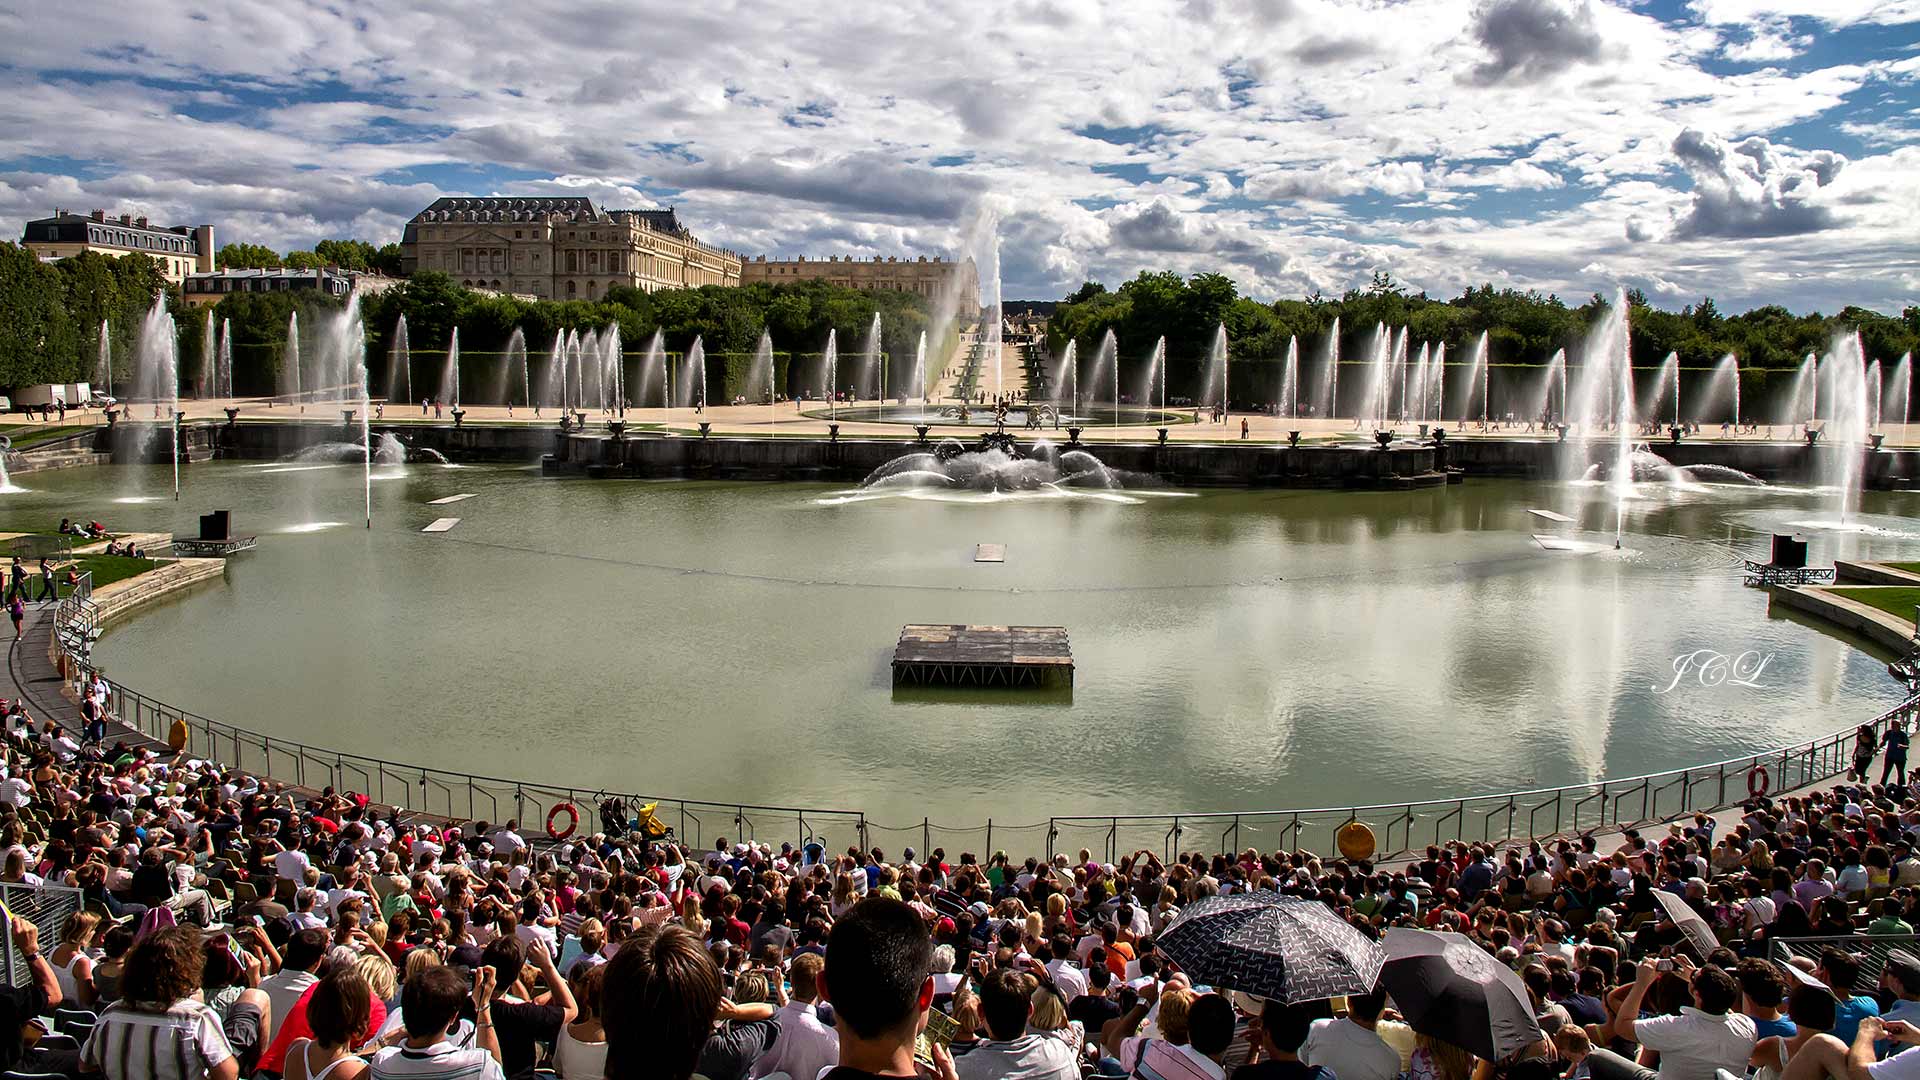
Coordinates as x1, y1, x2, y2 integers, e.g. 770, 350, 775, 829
79, 926, 238, 1080
263, 928, 329, 1045
479, 936, 577, 1080
1236, 999, 1335, 1080
368, 962, 503, 1080
284, 968, 373, 1080
1588, 955, 1754, 1080
818, 897, 952, 1080
1818, 949, 1882, 1046
1302, 988, 1399, 1080
752, 951, 838, 1080
955, 967, 1077, 1080
554, 965, 607, 1080
602, 924, 724, 1080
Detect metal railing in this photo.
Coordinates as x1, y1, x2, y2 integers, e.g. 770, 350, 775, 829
1770, 934, 1920, 985
44, 582, 1920, 863
0, 882, 85, 988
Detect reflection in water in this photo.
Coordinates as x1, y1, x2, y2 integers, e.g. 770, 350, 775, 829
0, 460, 1911, 827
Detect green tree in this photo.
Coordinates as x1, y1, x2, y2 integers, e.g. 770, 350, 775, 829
282, 250, 325, 270
0, 243, 75, 388
216, 243, 281, 270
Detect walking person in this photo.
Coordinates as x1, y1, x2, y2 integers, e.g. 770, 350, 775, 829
1884, 721, 1910, 786
36, 558, 57, 605
7, 557, 24, 604
1851, 724, 1878, 782
8, 595, 22, 641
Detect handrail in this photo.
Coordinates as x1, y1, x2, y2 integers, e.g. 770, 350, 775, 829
46, 578, 1920, 860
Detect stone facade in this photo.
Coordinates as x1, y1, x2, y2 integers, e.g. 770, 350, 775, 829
21, 209, 214, 284
400, 197, 740, 300
742, 254, 979, 312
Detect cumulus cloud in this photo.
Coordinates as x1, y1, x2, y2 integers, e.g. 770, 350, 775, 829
1630, 128, 1846, 240
1243, 161, 1428, 200
1465, 0, 1609, 85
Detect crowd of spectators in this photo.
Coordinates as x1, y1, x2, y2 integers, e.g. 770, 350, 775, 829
3, 694, 1920, 1080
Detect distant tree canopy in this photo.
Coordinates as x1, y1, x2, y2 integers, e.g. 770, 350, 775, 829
1048, 269, 1920, 372
0, 244, 167, 389
217, 239, 403, 276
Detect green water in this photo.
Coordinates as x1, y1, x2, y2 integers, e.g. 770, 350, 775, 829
4, 460, 1916, 835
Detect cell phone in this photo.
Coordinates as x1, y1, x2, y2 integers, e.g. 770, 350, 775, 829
251, 914, 265, 928
1656, 959, 1674, 972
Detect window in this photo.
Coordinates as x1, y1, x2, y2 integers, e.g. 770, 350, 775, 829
566, 280, 576, 296
514, 230, 523, 239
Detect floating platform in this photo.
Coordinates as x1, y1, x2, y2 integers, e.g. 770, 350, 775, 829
422, 518, 461, 533
170, 535, 257, 557
428, 493, 477, 505
892, 624, 1073, 687
974, 543, 1006, 563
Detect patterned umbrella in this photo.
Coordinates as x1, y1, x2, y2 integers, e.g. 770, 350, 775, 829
1156, 892, 1385, 1003
1380, 928, 1542, 1062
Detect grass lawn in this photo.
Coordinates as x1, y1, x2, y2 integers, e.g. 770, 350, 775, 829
1885, 562, 1920, 577
0, 424, 96, 450
1828, 587, 1920, 625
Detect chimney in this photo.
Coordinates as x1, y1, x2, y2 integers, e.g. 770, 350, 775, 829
90, 210, 106, 222
193, 225, 215, 274
119, 214, 132, 225
135, 216, 147, 229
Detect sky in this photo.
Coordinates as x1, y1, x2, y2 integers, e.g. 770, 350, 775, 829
0, 0, 1916, 313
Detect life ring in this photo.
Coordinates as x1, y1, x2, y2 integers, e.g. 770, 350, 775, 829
1336, 821, 1377, 862
546, 802, 579, 840
1747, 765, 1771, 799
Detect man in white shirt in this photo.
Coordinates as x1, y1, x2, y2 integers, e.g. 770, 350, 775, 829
1043, 935, 1089, 1003
1303, 989, 1402, 1080
271, 845, 311, 888
259, 929, 328, 1044
751, 953, 838, 1080
1590, 956, 1755, 1080
955, 968, 1079, 1080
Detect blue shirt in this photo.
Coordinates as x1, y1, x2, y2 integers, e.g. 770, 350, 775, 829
1752, 1016, 1796, 1039
1833, 995, 1883, 1046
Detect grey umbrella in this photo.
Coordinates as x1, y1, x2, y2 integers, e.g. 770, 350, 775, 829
1653, 890, 1720, 959
1155, 892, 1385, 1003
1380, 928, 1543, 1062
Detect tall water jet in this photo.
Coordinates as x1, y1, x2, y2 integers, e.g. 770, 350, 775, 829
689, 336, 709, 415
823, 329, 839, 420
961, 206, 1003, 402
1140, 337, 1168, 415
1083, 330, 1119, 433
388, 315, 411, 405
440, 328, 461, 410
97, 320, 112, 395
1427, 343, 1446, 421
496, 328, 527, 410
1356, 323, 1390, 425
1388, 329, 1410, 422
1868, 359, 1883, 430
1819, 331, 1871, 525
1789, 353, 1817, 427
1703, 354, 1741, 428
1052, 341, 1078, 412
915, 331, 929, 407
200, 311, 215, 399
284, 311, 302, 408
1316, 317, 1341, 420
132, 292, 181, 497
1891, 353, 1913, 430
860, 311, 883, 405
1567, 289, 1637, 547
1201, 323, 1228, 411
217, 318, 232, 399
1456, 331, 1488, 426
1410, 342, 1432, 423
639, 330, 665, 410
745, 331, 775, 428
1280, 336, 1299, 419
1649, 352, 1680, 429
602, 324, 623, 416
1534, 349, 1567, 428
544, 331, 566, 414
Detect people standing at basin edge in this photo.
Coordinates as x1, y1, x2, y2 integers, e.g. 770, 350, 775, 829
1884, 722, 1911, 786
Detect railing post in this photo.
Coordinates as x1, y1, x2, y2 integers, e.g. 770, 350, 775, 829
922, 818, 931, 857
986, 819, 993, 857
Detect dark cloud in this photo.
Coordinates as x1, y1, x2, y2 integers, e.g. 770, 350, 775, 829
656, 153, 990, 221
1290, 36, 1376, 66
1666, 127, 1845, 239
1465, 0, 1606, 86
1104, 198, 1265, 257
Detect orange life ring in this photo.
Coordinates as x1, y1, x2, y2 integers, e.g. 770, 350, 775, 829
1747, 765, 1770, 799
546, 802, 579, 840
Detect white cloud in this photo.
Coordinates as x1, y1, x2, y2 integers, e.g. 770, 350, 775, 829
0, 0, 1913, 312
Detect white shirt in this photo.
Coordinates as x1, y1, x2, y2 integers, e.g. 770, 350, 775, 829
954, 1033, 1079, 1080
1869, 1047, 1920, 1080
0, 777, 31, 808
80, 1000, 232, 1080
370, 1038, 505, 1080
1303, 1017, 1402, 1080
1046, 959, 1089, 1002
750, 1000, 839, 1080
1632, 1006, 1758, 1080
260, 968, 320, 1044
273, 848, 311, 883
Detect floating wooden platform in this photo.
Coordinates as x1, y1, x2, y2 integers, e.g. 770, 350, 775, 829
974, 543, 1005, 563
170, 535, 257, 557
422, 518, 461, 533
429, 493, 478, 505
892, 624, 1072, 687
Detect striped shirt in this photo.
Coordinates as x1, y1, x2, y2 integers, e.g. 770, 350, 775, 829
79, 999, 234, 1080
369, 1039, 507, 1080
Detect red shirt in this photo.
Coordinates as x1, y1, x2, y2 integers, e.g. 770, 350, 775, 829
257, 981, 387, 1074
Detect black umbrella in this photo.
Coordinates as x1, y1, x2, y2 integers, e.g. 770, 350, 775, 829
1380, 927, 1542, 1062
1156, 892, 1385, 1003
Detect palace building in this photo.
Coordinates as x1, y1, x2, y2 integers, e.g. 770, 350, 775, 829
21, 209, 214, 284
399, 197, 741, 300
741, 253, 979, 312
